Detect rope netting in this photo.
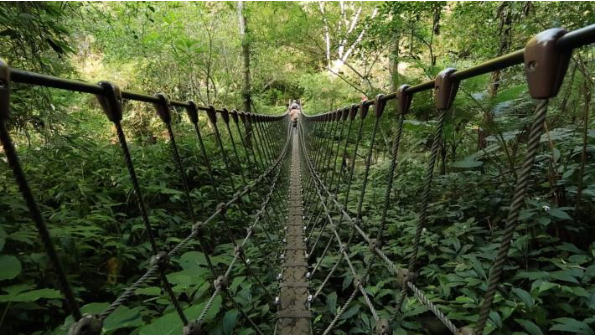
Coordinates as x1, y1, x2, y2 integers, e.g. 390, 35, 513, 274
0, 25, 593, 335
295, 26, 593, 335
1, 67, 294, 334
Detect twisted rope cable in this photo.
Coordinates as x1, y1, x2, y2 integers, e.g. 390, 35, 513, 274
375, 113, 405, 241
407, 281, 459, 334
224, 120, 248, 185
300, 116, 368, 297
160, 271, 188, 324
322, 119, 341, 185
212, 122, 237, 191
308, 119, 343, 256
321, 286, 359, 335
100, 265, 160, 319
310, 122, 326, 168
244, 117, 266, 170
309, 115, 382, 322
0, 119, 83, 320
328, 118, 347, 193
165, 122, 217, 275
223, 289, 266, 335
341, 117, 365, 210
394, 108, 447, 315
196, 285, 221, 324
114, 123, 160, 254
233, 119, 256, 173
333, 116, 354, 197
474, 99, 550, 334
256, 121, 275, 162
191, 121, 221, 200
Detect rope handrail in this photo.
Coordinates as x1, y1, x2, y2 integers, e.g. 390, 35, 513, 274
9, 67, 288, 119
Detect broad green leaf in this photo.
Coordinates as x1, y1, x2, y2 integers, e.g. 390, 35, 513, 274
0, 255, 21, 280
81, 302, 110, 314
140, 295, 222, 335
0, 288, 61, 302
550, 270, 580, 284
135, 286, 162, 296
60, 303, 111, 332
547, 208, 572, 220
178, 251, 208, 268
452, 158, 483, 169
1, 284, 33, 295
514, 271, 549, 281
489, 311, 502, 329
229, 276, 246, 294
104, 306, 144, 332
222, 309, 239, 335
515, 319, 543, 335
536, 216, 551, 226
512, 288, 534, 308
326, 292, 337, 315
340, 304, 360, 320
531, 281, 558, 294
549, 318, 592, 335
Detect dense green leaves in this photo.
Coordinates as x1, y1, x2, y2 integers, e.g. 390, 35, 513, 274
0, 1, 594, 335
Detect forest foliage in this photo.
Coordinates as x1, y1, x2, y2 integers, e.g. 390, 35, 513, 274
0, 1, 594, 335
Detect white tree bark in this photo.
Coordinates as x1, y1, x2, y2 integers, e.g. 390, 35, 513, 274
317, 2, 378, 74
318, 2, 331, 69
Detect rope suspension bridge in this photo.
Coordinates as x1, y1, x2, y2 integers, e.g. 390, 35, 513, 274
0, 25, 593, 335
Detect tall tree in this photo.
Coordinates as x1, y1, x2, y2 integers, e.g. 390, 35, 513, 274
238, 1, 252, 113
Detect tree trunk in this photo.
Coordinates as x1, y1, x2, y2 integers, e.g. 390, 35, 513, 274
488, 2, 512, 97
481, 2, 512, 149
389, 37, 400, 93
432, 6, 441, 35
238, 1, 251, 113
237, 1, 253, 148
389, 36, 402, 120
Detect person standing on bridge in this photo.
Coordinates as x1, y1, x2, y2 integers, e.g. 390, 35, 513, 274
289, 100, 300, 128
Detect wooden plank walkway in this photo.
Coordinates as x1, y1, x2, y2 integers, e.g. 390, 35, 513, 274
277, 127, 311, 334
